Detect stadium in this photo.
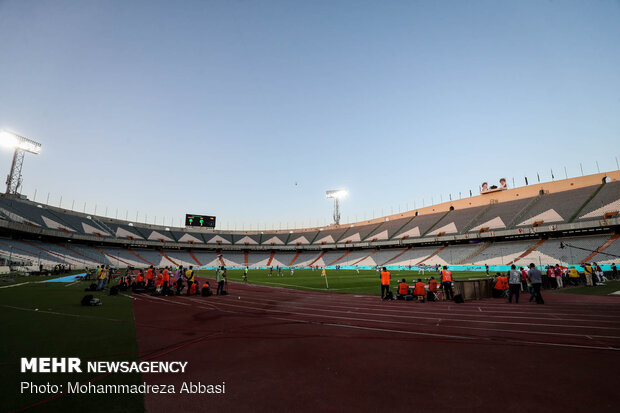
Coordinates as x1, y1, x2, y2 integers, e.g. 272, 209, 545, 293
2, 2, 620, 413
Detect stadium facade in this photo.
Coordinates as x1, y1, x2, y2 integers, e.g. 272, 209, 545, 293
0, 171, 618, 272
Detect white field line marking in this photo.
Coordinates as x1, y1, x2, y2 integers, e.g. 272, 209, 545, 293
180, 298, 620, 341
64, 280, 80, 287
0, 282, 32, 289
1, 304, 123, 322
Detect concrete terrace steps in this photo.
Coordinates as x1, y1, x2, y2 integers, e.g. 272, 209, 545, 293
509, 239, 547, 265
416, 245, 447, 265
421, 211, 451, 237
461, 204, 495, 233
580, 234, 620, 264
506, 194, 543, 229
458, 242, 491, 265
568, 183, 605, 223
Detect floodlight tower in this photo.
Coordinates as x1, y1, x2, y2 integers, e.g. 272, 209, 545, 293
0, 130, 42, 195
326, 189, 347, 225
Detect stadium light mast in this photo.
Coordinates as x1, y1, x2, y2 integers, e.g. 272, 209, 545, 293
0, 130, 42, 195
326, 189, 347, 225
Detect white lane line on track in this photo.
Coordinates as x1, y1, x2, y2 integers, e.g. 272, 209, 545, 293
235, 280, 620, 303
0, 282, 32, 289
233, 294, 620, 325
1, 304, 123, 321
242, 290, 620, 317
199, 295, 620, 331
167, 296, 620, 352
165, 296, 620, 341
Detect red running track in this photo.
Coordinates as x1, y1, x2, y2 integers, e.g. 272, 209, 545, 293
132, 280, 620, 412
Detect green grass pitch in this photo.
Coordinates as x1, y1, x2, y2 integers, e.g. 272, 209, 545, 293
195, 268, 491, 295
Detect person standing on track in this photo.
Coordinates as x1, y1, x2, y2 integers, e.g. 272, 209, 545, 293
440, 266, 454, 300
554, 264, 563, 289
146, 266, 155, 290
380, 267, 391, 299
507, 265, 521, 304
216, 266, 226, 295
185, 266, 195, 296
527, 263, 544, 304
96, 264, 106, 290
162, 266, 170, 295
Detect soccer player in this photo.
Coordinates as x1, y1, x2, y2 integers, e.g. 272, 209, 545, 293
355, 265, 359, 275
243, 267, 248, 282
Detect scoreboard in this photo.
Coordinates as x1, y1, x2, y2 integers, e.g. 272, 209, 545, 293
185, 214, 216, 228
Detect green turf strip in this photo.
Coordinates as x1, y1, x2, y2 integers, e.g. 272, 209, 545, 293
0, 280, 143, 413
195, 268, 491, 295
555, 280, 620, 296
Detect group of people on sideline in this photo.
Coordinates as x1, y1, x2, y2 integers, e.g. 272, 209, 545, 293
492, 262, 617, 302
89, 264, 232, 297
380, 265, 455, 302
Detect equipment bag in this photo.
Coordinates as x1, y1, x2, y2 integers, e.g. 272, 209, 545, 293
81, 295, 94, 306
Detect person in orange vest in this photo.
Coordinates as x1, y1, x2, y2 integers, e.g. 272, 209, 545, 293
189, 280, 198, 295
380, 267, 391, 300
440, 266, 454, 300
135, 270, 145, 287
413, 278, 426, 302
201, 281, 212, 297
146, 266, 155, 290
396, 278, 410, 300
162, 266, 170, 295
427, 276, 438, 301
493, 272, 509, 298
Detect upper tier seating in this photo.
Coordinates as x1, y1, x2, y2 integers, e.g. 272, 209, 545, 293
514, 185, 599, 227
577, 181, 620, 220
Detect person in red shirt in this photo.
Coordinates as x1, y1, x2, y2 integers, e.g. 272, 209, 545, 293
427, 276, 438, 301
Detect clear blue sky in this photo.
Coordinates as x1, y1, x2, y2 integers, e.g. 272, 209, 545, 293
1, 0, 619, 230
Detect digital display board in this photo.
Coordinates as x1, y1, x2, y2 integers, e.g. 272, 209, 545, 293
185, 214, 216, 228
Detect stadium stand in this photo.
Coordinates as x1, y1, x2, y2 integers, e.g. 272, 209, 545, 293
513, 185, 599, 227
246, 252, 272, 267
435, 243, 486, 265
577, 180, 620, 221
527, 235, 612, 265
467, 240, 537, 265
0, 172, 618, 271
